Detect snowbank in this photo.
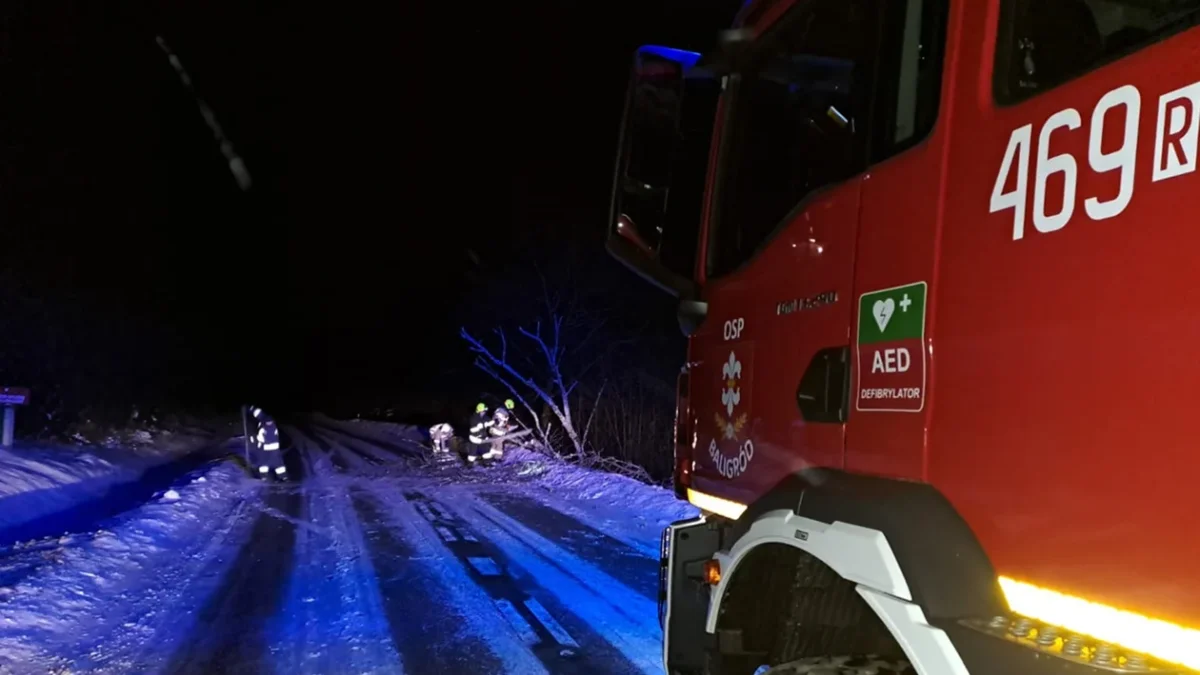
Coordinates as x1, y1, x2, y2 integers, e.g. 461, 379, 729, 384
0, 462, 255, 674
505, 447, 698, 523
498, 447, 700, 548
312, 413, 425, 444
0, 431, 223, 537
328, 417, 700, 545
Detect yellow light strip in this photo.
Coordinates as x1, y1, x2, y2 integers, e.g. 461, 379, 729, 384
999, 576, 1200, 671
687, 488, 747, 520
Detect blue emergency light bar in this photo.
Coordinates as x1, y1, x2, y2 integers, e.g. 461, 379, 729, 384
637, 45, 702, 69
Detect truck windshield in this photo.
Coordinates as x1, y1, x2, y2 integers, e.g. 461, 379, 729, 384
707, 0, 945, 278
708, 0, 877, 278
996, 0, 1200, 103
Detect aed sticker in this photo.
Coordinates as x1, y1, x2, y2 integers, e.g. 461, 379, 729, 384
856, 282, 927, 413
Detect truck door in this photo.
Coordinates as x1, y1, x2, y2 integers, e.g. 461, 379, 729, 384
843, 0, 951, 480
687, 0, 954, 505
687, 0, 884, 505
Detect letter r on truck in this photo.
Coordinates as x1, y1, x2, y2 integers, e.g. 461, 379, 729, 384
1154, 82, 1200, 182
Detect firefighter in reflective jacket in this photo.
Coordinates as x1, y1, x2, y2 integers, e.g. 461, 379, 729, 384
250, 406, 287, 480
485, 405, 514, 461
466, 402, 492, 465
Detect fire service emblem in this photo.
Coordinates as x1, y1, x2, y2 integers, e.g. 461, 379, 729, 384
709, 348, 755, 479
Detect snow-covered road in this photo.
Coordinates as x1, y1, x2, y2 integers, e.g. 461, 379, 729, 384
0, 420, 687, 674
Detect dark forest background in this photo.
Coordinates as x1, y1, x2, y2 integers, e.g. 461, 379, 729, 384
0, 0, 742, 477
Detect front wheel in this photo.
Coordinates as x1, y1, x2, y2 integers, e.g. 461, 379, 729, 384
757, 656, 912, 675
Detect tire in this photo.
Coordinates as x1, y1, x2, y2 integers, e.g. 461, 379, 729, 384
759, 656, 913, 675
708, 654, 912, 675
705, 650, 764, 675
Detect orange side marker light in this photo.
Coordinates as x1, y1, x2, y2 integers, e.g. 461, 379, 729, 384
704, 559, 722, 585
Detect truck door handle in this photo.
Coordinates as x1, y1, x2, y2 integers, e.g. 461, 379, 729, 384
796, 346, 849, 423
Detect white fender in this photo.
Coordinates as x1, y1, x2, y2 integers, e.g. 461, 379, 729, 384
704, 508, 968, 675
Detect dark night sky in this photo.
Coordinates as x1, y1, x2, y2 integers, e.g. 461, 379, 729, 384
0, 0, 740, 416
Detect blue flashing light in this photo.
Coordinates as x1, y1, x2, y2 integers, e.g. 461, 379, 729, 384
638, 45, 702, 69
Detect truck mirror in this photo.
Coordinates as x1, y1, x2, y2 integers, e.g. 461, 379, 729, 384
613, 47, 690, 255
685, 28, 757, 79
607, 45, 716, 299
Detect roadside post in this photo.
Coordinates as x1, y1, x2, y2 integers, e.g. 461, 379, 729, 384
0, 387, 31, 448
241, 405, 251, 465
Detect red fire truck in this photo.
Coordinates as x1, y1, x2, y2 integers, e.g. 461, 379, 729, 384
608, 0, 1200, 673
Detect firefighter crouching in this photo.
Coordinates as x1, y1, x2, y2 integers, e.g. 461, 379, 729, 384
429, 422, 454, 455
485, 403, 514, 461
249, 406, 288, 481
467, 402, 492, 465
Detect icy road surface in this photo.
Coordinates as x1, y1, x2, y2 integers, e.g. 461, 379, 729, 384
0, 419, 696, 674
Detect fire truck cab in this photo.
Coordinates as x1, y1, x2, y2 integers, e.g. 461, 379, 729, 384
608, 0, 1200, 673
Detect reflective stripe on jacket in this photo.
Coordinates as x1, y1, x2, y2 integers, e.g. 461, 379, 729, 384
468, 411, 492, 444
256, 419, 280, 451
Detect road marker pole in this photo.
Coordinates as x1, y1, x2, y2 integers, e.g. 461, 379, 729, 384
0, 387, 31, 449
2, 406, 13, 448
241, 405, 251, 465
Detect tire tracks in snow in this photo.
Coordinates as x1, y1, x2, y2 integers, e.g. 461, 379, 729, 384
313, 424, 414, 468
308, 426, 383, 473
310, 419, 423, 460
356, 481, 548, 674
478, 491, 659, 601
269, 462, 402, 673
270, 425, 402, 674
319, 425, 660, 674
76, 468, 261, 674
301, 423, 516, 672
403, 488, 656, 675
348, 490, 502, 674
283, 425, 347, 474
253, 423, 661, 674
163, 485, 302, 674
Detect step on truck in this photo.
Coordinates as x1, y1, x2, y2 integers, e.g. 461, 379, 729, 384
606, 0, 1200, 673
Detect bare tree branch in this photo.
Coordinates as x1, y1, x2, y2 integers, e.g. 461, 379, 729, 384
458, 250, 678, 471
582, 379, 607, 447
462, 325, 584, 456
472, 357, 554, 455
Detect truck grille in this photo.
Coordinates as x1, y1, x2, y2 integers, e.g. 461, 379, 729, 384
659, 527, 670, 629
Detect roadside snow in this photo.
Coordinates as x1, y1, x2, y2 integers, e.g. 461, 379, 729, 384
497, 447, 698, 554
313, 414, 425, 444
0, 446, 130, 499
323, 417, 699, 548
447, 494, 663, 675
508, 448, 696, 521
0, 461, 256, 674
0, 446, 154, 533
0, 433, 218, 533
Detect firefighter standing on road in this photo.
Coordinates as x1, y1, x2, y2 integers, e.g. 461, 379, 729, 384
466, 402, 492, 465
249, 406, 288, 481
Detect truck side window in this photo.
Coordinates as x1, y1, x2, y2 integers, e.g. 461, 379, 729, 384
995, 0, 1200, 105
708, 0, 947, 278
871, 0, 949, 161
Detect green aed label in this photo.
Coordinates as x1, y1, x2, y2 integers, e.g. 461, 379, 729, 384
856, 282, 927, 412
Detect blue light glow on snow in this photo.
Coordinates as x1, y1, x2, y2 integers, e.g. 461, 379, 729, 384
0, 418, 698, 674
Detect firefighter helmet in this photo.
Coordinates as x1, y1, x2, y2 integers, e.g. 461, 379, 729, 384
505, 399, 515, 410
476, 402, 487, 414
